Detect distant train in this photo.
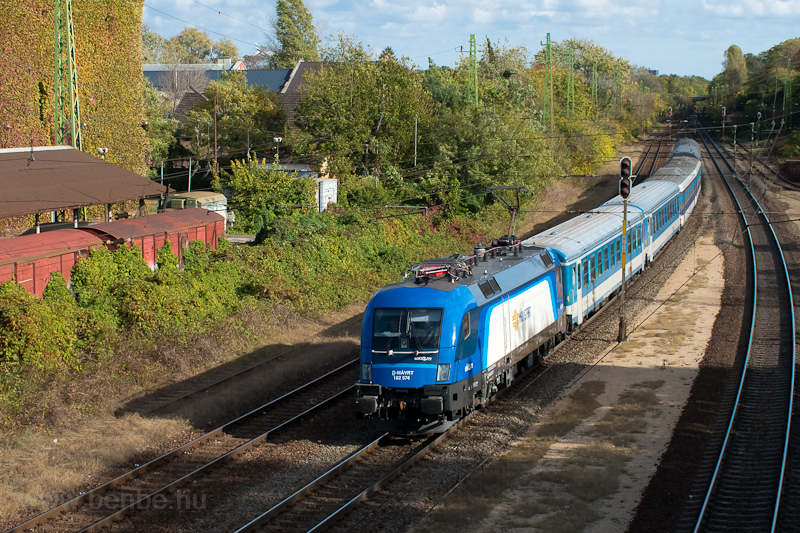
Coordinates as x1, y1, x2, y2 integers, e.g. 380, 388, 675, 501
0, 209, 225, 297
355, 139, 702, 435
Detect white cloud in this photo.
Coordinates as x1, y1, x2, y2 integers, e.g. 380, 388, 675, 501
473, 8, 494, 23
409, 3, 448, 23
702, 0, 800, 18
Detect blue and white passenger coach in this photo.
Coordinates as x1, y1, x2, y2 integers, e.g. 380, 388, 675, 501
523, 138, 701, 329
355, 242, 567, 435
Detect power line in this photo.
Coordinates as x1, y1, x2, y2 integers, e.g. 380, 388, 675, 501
190, 0, 267, 33
143, 3, 256, 49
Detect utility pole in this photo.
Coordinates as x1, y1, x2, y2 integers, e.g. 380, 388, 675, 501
542, 33, 554, 137
468, 34, 478, 108
54, 0, 82, 150
567, 47, 575, 121
213, 92, 218, 175
414, 115, 418, 167
616, 60, 623, 116
787, 58, 793, 130
592, 58, 598, 115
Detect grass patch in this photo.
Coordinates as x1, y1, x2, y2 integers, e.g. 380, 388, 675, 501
0, 414, 187, 521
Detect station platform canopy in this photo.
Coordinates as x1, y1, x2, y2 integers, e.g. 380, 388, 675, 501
0, 145, 166, 219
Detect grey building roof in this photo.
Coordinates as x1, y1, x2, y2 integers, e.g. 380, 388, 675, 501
143, 65, 292, 93
245, 69, 292, 92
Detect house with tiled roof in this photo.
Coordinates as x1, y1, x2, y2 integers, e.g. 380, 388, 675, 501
276, 60, 325, 128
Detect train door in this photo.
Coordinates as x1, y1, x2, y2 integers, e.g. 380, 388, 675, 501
572, 262, 584, 326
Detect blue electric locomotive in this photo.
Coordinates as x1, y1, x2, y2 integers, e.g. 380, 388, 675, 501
356, 139, 702, 435
355, 239, 567, 435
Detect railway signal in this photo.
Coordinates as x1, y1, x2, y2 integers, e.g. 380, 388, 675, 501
722, 106, 726, 139
619, 157, 632, 199
618, 155, 634, 341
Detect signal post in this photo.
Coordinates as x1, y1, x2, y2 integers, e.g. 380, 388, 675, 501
618, 157, 633, 342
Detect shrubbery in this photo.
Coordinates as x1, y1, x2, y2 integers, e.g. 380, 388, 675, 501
0, 209, 487, 429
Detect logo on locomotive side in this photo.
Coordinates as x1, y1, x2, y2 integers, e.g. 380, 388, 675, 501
512, 307, 532, 330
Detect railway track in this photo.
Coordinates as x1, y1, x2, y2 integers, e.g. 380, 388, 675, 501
676, 128, 796, 532
634, 134, 667, 180
235, 433, 444, 532
716, 139, 800, 193
6, 360, 358, 533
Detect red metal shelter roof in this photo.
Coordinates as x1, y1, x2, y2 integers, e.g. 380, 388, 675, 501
0, 146, 166, 218
0, 230, 100, 266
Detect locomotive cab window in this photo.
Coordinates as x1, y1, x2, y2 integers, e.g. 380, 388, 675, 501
456, 309, 479, 361
373, 308, 443, 354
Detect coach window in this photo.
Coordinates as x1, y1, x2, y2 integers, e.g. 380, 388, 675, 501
637, 227, 642, 249
582, 259, 588, 288
598, 252, 603, 276
616, 239, 621, 263
627, 231, 632, 255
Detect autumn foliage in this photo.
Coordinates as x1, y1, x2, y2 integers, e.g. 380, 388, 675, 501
0, 1, 148, 175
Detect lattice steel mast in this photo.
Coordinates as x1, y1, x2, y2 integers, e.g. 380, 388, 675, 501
54, 0, 82, 150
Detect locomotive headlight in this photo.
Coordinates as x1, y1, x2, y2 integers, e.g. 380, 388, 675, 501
361, 363, 372, 382
436, 363, 451, 382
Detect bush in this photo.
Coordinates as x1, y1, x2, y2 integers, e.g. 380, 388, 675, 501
0, 279, 78, 375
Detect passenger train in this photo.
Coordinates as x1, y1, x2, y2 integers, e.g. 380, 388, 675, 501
355, 138, 702, 435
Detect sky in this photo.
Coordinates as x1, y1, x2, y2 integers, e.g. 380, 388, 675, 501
143, 0, 800, 80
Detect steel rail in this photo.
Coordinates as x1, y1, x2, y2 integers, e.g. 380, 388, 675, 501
691, 128, 795, 532
236, 425, 454, 532
6, 359, 358, 533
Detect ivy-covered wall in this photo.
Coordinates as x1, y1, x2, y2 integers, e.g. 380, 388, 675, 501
0, 1, 148, 175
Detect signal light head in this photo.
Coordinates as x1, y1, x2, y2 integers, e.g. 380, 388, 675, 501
619, 157, 632, 199
619, 157, 632, 179
619, 177, 631, 199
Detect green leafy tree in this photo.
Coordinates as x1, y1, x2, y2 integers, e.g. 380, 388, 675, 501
268, 0, 320, 68
183, 72, 286, 161
226, 156, 317, 232
212, 38, 240, 61
144, 79, 179, 172
291, 35, 437, 179
142, 24, 165, 63
170, 28, 213, 63
723, 44, 748, 93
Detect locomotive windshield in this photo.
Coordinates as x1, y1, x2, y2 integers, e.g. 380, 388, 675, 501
372, 308, 442, 356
